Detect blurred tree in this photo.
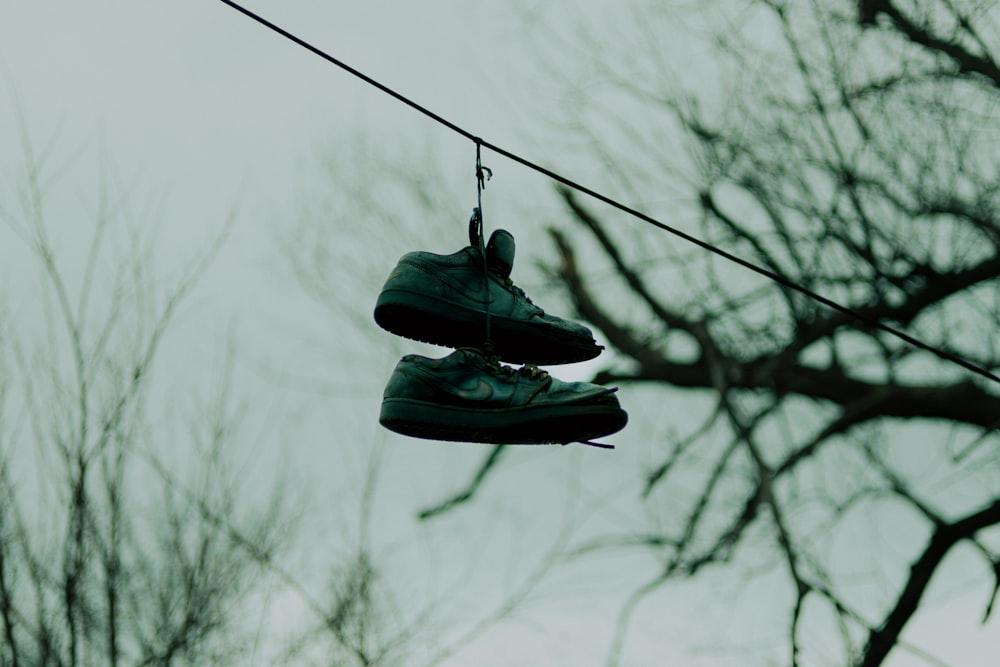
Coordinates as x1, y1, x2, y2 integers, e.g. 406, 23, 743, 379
0, 136, 294, 666
432, 1, 1000, 665
555, 1, 1000, 665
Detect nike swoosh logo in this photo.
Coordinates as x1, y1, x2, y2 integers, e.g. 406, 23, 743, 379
445, 377, 494, 401
435, 272, 495, 303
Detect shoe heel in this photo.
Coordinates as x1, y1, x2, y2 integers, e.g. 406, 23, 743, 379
374, 288, 485, 349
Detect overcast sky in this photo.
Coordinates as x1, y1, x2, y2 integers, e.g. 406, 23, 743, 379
2, 2, 1000, 666
0, 3, 663, 665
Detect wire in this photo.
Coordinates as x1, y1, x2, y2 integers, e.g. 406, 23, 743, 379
217, 0, 1000, 387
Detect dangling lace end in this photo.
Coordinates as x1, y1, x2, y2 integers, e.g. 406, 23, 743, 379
561, 440, 616, 450
582, 440, 615, 449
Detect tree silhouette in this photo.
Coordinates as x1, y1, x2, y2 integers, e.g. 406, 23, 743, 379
560, 2, 1000, 665
428, 1, 1000, 665
0, 135, 295, 667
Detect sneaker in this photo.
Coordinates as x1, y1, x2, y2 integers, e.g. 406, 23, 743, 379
379, 348, 627, 444
373, 229, 602, 365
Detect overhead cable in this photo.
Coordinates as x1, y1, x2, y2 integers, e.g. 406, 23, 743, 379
217, 0, 1000, 387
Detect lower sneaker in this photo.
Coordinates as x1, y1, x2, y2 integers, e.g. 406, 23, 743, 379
379, 348, 627, 445
374, 229, 602, 365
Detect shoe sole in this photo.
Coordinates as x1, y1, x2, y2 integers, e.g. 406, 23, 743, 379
374, 288, 601, 365
379, 397, 628, 445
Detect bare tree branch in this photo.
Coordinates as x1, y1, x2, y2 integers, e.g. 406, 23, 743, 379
416, 446, 508, 521
860, 498, 1000, 667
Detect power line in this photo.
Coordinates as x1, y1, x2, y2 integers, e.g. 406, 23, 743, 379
217, 0, 1000, 387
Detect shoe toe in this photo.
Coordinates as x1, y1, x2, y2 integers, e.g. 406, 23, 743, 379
546, 313, 595, 338
542, 378, 618, 404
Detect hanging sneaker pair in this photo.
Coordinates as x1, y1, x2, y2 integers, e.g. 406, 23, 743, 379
374, 227, 627, 446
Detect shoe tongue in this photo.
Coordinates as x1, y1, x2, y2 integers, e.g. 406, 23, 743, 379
486, 229, 515, 278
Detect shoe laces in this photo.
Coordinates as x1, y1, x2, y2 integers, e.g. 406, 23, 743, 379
484, 354, 549, 382
502, 276, 536, 307
517, 363, 549, 381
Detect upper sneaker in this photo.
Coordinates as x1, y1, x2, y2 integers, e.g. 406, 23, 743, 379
379, 347, 627, 445
373, 229, 602, 365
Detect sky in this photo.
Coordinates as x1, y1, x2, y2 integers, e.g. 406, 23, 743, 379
0, 2, 666, 665
2, 1, 1000, 666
